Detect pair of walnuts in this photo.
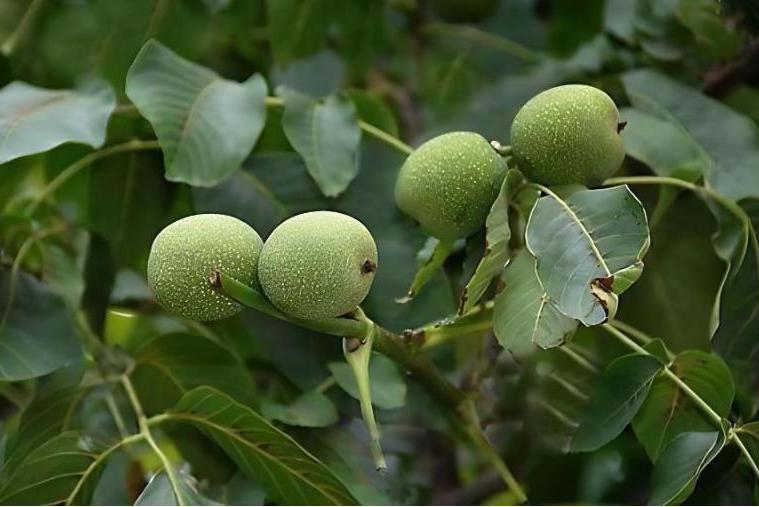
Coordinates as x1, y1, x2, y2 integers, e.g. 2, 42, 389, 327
148, 84, 625, 323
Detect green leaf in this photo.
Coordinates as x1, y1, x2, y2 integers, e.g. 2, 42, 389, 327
0, 432, 105, 505
0, 79, 115, 164
131, 333, 255, 414
460, 169, 523, 314
397, 237, 455, 303
621, 107, 708, 180
493, 250, 578, 354
633, 351, 734, 461
135, 469, 220, 506
649, 431, 725, 505
126, 39, 267, 186
525, 186, 650, 326
622, 69, 759, 202
328, 353, 406, 410
571, 354, 662, 452
266, 0, 330, 62
3, 363, 85, 461
278, 87, 361, 197
0, 269, 83, 380
167, 386, 358, 505
618, 196, 725, 351
262, 391, 339, 428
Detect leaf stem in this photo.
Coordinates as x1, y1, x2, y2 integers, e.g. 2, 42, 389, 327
25, 139, 162, 216
421, 22, 542, 63
120, 374, 185, 505
371, 324, 527, 503
264, 96, 413, 156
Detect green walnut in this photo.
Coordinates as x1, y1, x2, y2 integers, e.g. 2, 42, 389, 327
511, 84, 626, 186
395, 131, 506, 241
432, 0, 499, 22
258, 211, 378, 320
147, 214, 263, 322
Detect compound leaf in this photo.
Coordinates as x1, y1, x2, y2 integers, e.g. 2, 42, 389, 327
166, 387, 357, 505
633, 350, 734, 461
571, 353, 662, 452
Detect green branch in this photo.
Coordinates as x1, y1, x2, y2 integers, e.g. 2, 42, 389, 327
214, 273, 527, 503
121, 374, 185, 504
264, 96, 413, 156
212, 271, 369, 338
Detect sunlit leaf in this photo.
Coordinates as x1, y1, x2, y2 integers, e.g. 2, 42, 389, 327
126, 39, 267, 186
0, 80, 115, 164
525, 186, 650, 326
571, 353, 662, 452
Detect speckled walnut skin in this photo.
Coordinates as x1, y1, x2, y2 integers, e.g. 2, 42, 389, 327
394, 131, 507, 241
147, 214, 263, 321
258, 211, 378, 320
511, 84, 625, 187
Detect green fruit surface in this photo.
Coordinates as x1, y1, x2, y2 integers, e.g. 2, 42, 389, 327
258, 211, 378, 320
432, 0, 499, 22
511, 84, 625, 186
147, 214, 262, 322
395, 131, 506, 241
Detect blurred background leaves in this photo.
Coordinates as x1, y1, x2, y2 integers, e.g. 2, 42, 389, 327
0, 0, 757, 504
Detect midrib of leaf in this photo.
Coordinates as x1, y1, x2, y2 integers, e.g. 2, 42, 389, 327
0, 92, 73, 156
64, 434, 143, 504
536, 188, 612, 277
164, 412, 347, 505
173, 78, 217, 167
531, 296, 550, 342
665, 433, 720, 505
309, 103, 325, 186
598, 371, 656, 429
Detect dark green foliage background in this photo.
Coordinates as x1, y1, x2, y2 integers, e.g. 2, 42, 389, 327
0, 0, 758, 505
